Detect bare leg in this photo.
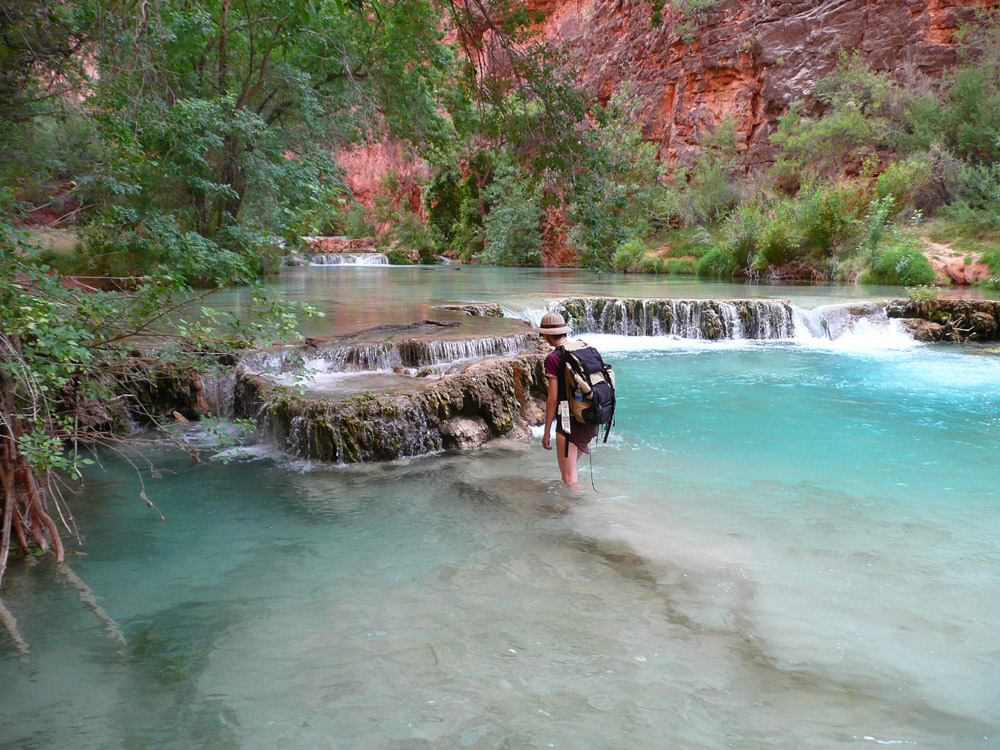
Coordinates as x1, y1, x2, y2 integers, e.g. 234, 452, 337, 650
556, 433, 583, 488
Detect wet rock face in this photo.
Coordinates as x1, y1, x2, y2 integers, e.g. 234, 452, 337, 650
440, 416, 492, 450
234, 354, 548, 463
536, 0, 984, 167
886, 299, 1000, 342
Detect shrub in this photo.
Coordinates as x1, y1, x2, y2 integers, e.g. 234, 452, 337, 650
752, 197, 803, 269
857, 195, 898, 256
797, 180, 864, 252
713, 202, 762, 275
383, 211, 436, 263
341, 205, 376, 238
696, 247, 740, 277
611, 237, 646, 272
638, 256, 666, 274
675, 119, 743, 225
861, 237, 937, 286
386, 248, 416, 265
662, 257, 697, 274
874, 157, 932, 211
938, 162, 1000, 232
979, 245, 1000, 276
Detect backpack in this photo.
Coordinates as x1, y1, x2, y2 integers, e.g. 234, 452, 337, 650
557, 339, 616, 453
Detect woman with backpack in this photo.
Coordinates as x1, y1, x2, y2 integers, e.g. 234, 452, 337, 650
535, 312, 600, 488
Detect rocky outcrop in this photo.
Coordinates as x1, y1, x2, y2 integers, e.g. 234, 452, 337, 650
886, 298, 1000, 342
537, 0, 988, 167
336, 140, 429, 214
252, 329, 535, 374
921, 236, 993, 285
234, 353, 547, 462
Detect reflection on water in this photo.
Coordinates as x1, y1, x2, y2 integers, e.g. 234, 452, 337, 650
208, 265, 999, 338
2, 269, 1000, 749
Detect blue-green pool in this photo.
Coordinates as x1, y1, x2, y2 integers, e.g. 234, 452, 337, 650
2, 269, 999, 748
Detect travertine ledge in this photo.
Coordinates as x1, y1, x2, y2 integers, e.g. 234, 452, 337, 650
233, 353, 547, 463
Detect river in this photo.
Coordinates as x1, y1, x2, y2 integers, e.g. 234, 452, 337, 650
2, 267, 998, 749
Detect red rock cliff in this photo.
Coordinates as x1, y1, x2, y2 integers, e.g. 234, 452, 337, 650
340, 0, 992, 266
537, 0, 991, 166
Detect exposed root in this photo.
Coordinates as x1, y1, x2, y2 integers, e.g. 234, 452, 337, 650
0, 598, 31, 663
57, 564, 127, 650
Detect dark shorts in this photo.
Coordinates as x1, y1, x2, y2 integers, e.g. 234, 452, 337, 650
557, 422, 599, 454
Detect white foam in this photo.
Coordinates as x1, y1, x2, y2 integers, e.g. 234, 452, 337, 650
792, 305, 920, 353
505, 300, 923, 353
503, 303, 556, 328
530, 423, 555, 439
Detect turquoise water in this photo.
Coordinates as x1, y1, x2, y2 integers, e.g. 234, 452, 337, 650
2, 268, 1000, 748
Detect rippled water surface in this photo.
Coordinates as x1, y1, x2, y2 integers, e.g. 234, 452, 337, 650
2, 268, 999, 749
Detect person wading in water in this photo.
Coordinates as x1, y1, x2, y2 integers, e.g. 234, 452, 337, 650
535, 312, 598, 488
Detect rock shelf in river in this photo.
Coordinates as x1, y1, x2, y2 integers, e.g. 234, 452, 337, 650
229, 317, 547, 462
234, 353, 547, 462
886, 299, 1000, 342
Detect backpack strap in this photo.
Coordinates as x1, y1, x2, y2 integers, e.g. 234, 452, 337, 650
554, 345, 570, 459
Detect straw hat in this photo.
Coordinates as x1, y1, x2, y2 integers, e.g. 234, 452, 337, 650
533, 312, 572, 336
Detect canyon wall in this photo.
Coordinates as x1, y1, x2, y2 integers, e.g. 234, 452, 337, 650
339, 0, 992, 265
535, 0, 991, 167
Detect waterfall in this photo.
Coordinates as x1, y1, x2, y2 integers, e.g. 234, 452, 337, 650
792, 302, 916, 348
396, 336, 528, 367
197, 371, 236, 417
537, 297, 918, 347
555, 298, 796, 340
310, 253, 390, 266
243, 334, 531, 381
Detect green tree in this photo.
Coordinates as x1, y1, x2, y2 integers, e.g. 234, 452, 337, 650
83, 0, 456, 282
477, 154, 543, 266
568, 88, 667, 270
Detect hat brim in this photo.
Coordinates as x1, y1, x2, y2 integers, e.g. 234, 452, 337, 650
533, 324, 572, 335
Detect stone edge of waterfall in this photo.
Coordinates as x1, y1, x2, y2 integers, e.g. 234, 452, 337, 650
552, 297, 797, 340
232, 353, 548, 463
547, 297, 1000, 344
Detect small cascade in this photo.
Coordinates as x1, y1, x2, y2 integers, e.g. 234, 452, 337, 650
244, 335, 530, 382
197, 371, 237, 417
555, 298, 796, 340
792, 301, 917, 348
310, 253, 390, 266
793, 302, 887, 340
395, 336, 528, 368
